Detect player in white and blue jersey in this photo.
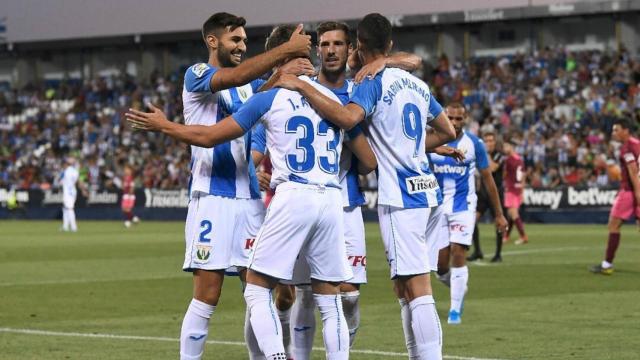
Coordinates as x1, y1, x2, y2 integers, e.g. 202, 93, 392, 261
270, 14, 457, 360
127, 25, 370, 360
428, 103, 508, 325
131, 13, 310, 360
60, 157, 80, 232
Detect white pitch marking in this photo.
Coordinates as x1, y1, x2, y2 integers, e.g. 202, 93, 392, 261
0, 327, 510, 360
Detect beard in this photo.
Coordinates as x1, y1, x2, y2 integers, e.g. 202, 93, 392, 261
217, 46, 242, 68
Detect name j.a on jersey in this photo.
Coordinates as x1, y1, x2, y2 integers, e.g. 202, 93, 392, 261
432, 163, 468, 176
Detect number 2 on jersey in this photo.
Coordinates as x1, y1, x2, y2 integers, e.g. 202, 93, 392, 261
285, 116, 340, 174
402, 103, 423, 157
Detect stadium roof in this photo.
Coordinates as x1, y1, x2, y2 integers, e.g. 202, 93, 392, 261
2, 0, 636, 45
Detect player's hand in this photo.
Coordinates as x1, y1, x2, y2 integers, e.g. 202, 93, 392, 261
256, 171, 272, 191
279, 58, 316, 77
272, 73, 303, 91
434, 146, 465, 162
495, 214, 509, 234
354, 57, 386, 83
125, 104, 168, 132
284, 24, 311, 58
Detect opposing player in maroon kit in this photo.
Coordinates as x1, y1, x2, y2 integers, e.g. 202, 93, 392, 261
590, 119, 640, 275
502, 140, 527, 245
121, 165, 140, 228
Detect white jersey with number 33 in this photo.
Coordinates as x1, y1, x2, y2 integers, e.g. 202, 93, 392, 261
232, 76, 344, 189
349, 68, 444, 209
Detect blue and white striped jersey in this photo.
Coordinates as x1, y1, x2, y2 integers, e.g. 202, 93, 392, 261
182, 62, 262, 199
233, 76, 344, 189
349, 68, 443, 209
428, 131, 489, 213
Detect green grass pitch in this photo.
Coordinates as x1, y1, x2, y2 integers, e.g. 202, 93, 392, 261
0, 220, 639, 359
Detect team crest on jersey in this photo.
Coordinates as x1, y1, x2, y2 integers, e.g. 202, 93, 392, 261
191, 63, 209, 78
195, 245, 211, 262
238, 88, 249, 101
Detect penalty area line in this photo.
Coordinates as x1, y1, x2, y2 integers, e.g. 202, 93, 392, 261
0, 327, 509, 360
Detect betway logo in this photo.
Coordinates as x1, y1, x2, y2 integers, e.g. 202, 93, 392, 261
432, 164, 467, 175
524, 189, 563, 210
567, 187, 616, 207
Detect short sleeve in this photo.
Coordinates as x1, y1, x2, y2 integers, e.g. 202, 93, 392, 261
184, 63, 218, 93
427, 95, 443, 122
473, 137, 490, 170
349, 74, 383, 117
232, 89, 279, 132
250, 78, 267, 93
251, 123, 267, 154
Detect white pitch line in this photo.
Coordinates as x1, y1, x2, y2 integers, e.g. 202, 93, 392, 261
0, 274, 186, 287
0, 327, 509, 360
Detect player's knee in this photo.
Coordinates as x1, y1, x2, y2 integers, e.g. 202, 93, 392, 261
275, 285, 295, 310
194, 289, 221, 306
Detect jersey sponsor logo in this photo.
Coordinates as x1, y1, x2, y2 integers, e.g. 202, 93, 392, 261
191, 63, 209, 78
245, 238, 256, 250
405, 175, 439, 194
432, 164, 467, 175
449, 223, 467, 233
238, 88, 249, 101
348, 255, 366, 267
195, 245, 211, 263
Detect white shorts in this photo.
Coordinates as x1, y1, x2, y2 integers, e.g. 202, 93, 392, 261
378, 205, 434, 278
63, 195, 76, 209
183, 194, 265, 271
286, 205, 366, 285
249, 182, 352, 282
430, 205, 475, 247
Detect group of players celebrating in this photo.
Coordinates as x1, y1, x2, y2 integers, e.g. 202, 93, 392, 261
126, 11, 529, 360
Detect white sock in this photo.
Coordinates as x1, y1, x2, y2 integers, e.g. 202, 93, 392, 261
62, 208, 69, 231
409, 295, 442, 360
244, 284, 286, 358
341, 291, 360, 347
450, 266, 469, 313
68, 208, 77, 231
314, 293, 349, 360
245, 306, 265, 360
180, 299, 215, 360
399, 298, 419, 359
277, 307, 292, 358
602, 260, 613, 268
291, 285, 316, 360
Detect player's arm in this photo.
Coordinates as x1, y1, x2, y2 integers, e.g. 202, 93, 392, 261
475, 139, 508, 232
480, 167, 508, 232
257, 58, 316, 92
345, 126, 377, 174
127, 90, 274, 147
273, 74, 365, 130
425, 112, 456, 151
354, 52, 423, 83
430, 145, 465, 162
127, 105, 245, 147
210, 25, 311, 92
625, 156, 640, 204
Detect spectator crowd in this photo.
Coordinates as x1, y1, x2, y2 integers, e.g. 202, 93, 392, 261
1, 48, 640, 192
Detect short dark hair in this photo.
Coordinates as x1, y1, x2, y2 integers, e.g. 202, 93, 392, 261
316, 21, 351, 44
202, 12, 246, 42
357, 13, 392, 54
482, 131, 496, 139
265, 24, 299, 51
446, 102, 466, 113
613, 118, 634, 130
